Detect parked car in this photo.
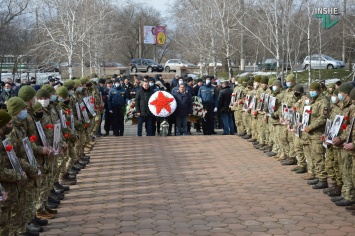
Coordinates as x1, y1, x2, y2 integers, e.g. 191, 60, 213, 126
257, 59, 290, 71
129, 58, 164, 73
164, 59, 195, 72
302, 54, 345, 70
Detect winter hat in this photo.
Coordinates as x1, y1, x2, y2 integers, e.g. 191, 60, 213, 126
98, 78, 106, 84
309, 82, 321, 91
56, 86, 69, 99
272, 80, 282, 87
42, 84, 56, 95
254, 75, 261, 83
64, 80, 75, 90
268, 77, 276, 85
80, 77, 89, 84
338, 82, 353, 95
260, 76, 269, 84
0, 110, 12, 128
7, 97, 27, 116
293, 84, 304, 93
285, 74, 296, 82
18, 85, 36, 102
73, 79, 82, 88
247, 79, 254, 87
350, 88, 355, 100
36, 89, 50, 99
32, 102, 42, 113
327, 83, 335, 89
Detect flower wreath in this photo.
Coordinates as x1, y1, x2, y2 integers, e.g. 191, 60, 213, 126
148, 91, 177, 117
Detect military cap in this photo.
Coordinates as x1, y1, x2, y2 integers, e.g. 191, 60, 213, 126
7, 97, 27, 116
268, 77, 276, 85
32, 102, 42, 113
80, 77, 89, 84
73, 79, 82, 88
18, 85, 36, 102
309, 82, 321, 91
285, 74, 296, 82
56, 86, 69, 99
36, 89, 50, 99
0, 110, 12, 128
242, 77, 249, 83
237, 77, 243, 84
272, 80, 282, 87
247, 79, 253, 87
338, 82, 353, 95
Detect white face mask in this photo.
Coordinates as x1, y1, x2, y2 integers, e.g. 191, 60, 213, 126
305, 99, 310, 105
206, 80, 211, 84
235, 82, 238, 85
38, 99, 50, 108
178, 80, 184, 85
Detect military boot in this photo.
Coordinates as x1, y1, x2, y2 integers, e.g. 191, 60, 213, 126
290, 166, 300, 172
242, 134, 252, 139
302, 173, 315, 180
327, 185, 342, 197
312, 181, 328, 189
295, 167, 307, 174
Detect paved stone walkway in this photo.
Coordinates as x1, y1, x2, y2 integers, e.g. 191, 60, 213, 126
42, 125, 355, 235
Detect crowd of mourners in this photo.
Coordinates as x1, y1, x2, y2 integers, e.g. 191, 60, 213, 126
0, 75, 101, 235
2, 71, 355, 235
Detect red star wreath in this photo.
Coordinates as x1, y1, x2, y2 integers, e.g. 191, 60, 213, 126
148, 91, 177, 117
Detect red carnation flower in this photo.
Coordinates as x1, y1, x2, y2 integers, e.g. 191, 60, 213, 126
5, 145, 13, 152
306, 110, 312, 114
90, 97, 95, 104
239, 101, 244, 105
341, 124, 348, 130
285, 108, 289, 112
344, 116, 349, 121
66, 121, 71, 126
253, 111, 258, 116
45, 124, 54, 130
293, 107, 297, 111
259, 99, 263, 102
29, 135, 37, 142
232, 94, 236, 97
65, 109, 71, 115
84, 123, 89, 128
273, 106, 276, 111
81, 106, 86, 111
64, 133, 70, 139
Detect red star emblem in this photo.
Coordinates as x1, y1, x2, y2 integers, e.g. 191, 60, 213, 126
150, 91, 174, 114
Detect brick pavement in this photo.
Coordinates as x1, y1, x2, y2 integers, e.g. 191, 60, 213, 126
42, 125, 355, 235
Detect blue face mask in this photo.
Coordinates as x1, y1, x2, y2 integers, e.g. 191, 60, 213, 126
58, 97, 64, 102
309, 91, 318, 98
17, 109, 27, 121
77, 87, 83, 92
286, 82, 292, 88
50, 95, 57, 102
4, 88, 10, 92
68, 90, 74, 96
331, 96, 338, 104
305, 99, 310, 105
338, 93, 345, 101
272, 86, 278, 92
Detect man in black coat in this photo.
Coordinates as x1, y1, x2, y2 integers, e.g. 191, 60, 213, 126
173, 84, 193, 135
135, 80, 154, 136
218, 81, 235, 135
0, 82, 17, 109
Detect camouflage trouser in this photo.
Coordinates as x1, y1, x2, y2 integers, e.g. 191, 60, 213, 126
242, 112, 251, 134
37, 172, 49, 212
294, 136, 307, 168
325, 146, 343, 186
287, 129, 296, 158
75, 129, 85, 161
257, 116, 267, 145
12, 191, 26, 235
234, 110, 245, 134
53, 154, 64, 183
24, 181, 36, 224
90, 113, 101, 136
0, 205, 10, 235
277, 126, 289, 159
251, 116, 258, 139
64, 141, 77, 174
340, 150, 355, 201
302, 139, 314, 175
270, 125, 280, 154
308, 139, 327, 181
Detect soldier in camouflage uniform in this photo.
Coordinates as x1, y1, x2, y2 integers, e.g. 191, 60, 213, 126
330, 83, 355, 206
7, 97, 42, 235
248, 76, 261, 143
265, 80, 284, 158
303, 82, 328, 189
253, 76, 269, 150
233, 77, 248, 136
241, 79, 254, 140
0, 110, 29, 235
261, 78, 276, 153
279, 74, 297, 165
323, 88, 342, 197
